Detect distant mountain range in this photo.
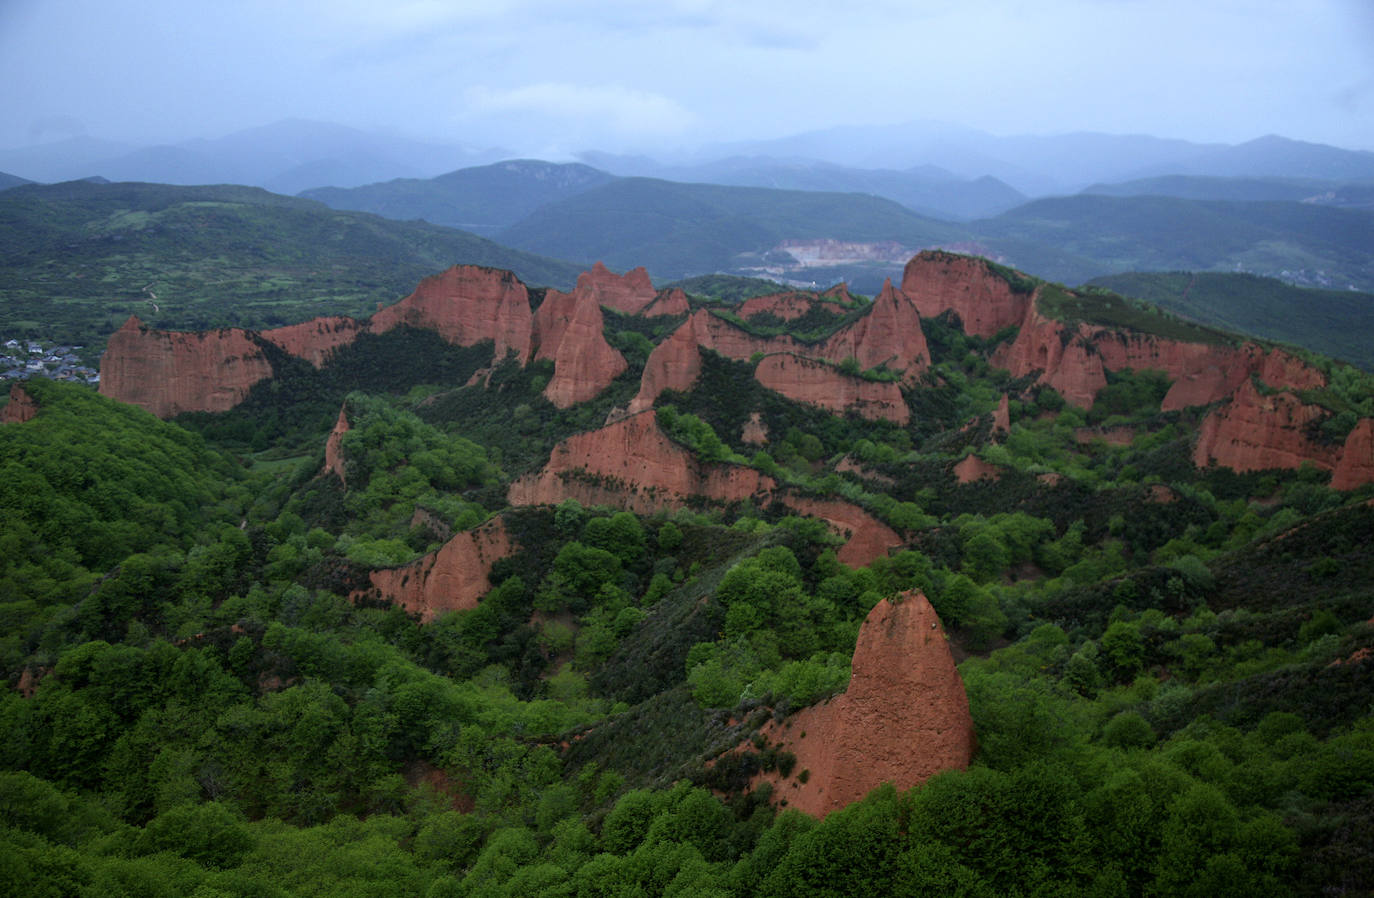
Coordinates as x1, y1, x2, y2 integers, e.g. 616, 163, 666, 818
699, 123, 1374, 194
301, 160, 617, 237
0, 120, 511, 195
304, 159, 1374, 294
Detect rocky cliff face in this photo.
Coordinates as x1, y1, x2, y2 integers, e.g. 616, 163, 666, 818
509, 411, 900, 565
631, 284, 926, 422
370, 265, 533, 364
954, 454, 1003, 484
901, 251, 1030, 338
1193, 380, 1342, 473
360, 518, 513, 622
533, 287, 628, 408
1333, 419, 1374, 491
641, 288, 691, 318
820, 279, 930, 379
323, 405, 350, 485
507, 410, 776, 515
991, 305, 1108, 408
757, 592, 975, 818
754, 353, 909, 424
99, 317, 274, 418
2, 384, 38, 424
571, 261, 658, 315
261, 316, 367, 368
777, 495, 903, 567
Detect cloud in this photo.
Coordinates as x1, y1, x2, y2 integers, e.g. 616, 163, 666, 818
464, 83, 696, 138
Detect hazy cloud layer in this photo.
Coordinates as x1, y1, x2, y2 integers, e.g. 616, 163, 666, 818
1, 0, 1370, 153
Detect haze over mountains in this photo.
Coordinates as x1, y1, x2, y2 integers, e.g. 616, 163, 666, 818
4, 117, 1373, 359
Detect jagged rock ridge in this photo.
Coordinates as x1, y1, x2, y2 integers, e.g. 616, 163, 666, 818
98, 252, 1374, 487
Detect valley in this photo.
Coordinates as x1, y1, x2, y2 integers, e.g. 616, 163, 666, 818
4, 243, 1372, 894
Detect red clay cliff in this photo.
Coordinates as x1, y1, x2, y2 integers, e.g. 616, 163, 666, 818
2, 384, 38, 424
757, 592, 975, 817
370, 265, 533, 363
360, 518, 514, 622
99, 317, 274, 418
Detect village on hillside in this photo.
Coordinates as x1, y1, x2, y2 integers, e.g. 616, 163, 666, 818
1, 337, 100, 384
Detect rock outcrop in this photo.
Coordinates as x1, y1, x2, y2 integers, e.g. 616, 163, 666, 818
1333, 419, 1374, 491
990, 292, 1328, 413
954, 454, 1003, 484
820, 278, 929, 379
992, 393, 1010, 434
571, 261, 658, 315
777, 495, 903, 567
534, 287, 628, 408
631, 288, 925, 423
641, 288, 691, 318
741, 412, 769, 446
508, 410, 775, 515
991, 306, 1107, 408
1, 384, 38, 424
360, 518, 513, 622
757, 592, 975, 818
901, 251, 1030, 338
261, 316, 367, 368
99, 317, 274, 418
1193, 380, 1341, 473
755, 354, 909, 424
323, 405, 350, 484
370, 265, 533, 364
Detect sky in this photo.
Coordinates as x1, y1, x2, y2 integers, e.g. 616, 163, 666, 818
1, 0, 1372, 155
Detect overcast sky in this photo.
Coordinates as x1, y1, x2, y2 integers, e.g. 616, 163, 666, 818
2, 0, 1372, 155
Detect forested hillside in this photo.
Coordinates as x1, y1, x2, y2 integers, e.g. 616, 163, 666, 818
0, 180, 582, 348
3, 255, 1373, 896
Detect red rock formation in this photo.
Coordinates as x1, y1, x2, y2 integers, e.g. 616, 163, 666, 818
1193, 380, 1342, 473
633, 287, 928, 413
1091, 335, 1324, 412
531, 289, 578, 362
954, 454, 1003, 484
992, 295, 1327, 414
572, 261, 658, 315
1333, 419, 1374, 490
820, 279, 930, 380
1, 384, 38, 424
629, 317, 706, 413
757, 592, 974, 818
261, 316, 366, 368
821, 283, 854, 304
739, 292, 821, 322
641, 288, 691, 318
991, 306, 1107, 408
992, 394, 1010, 434
755, 353, 909, 424
541, 290, 628, 408
778, 494, 903, 567
323, 405, 350, 485
741, 412, 769, 446
361, 518, 513, 622
370, 265, 533, 364
99, 316, 273, 417
508, 410, 775, 515
901, 251, 1030, 338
